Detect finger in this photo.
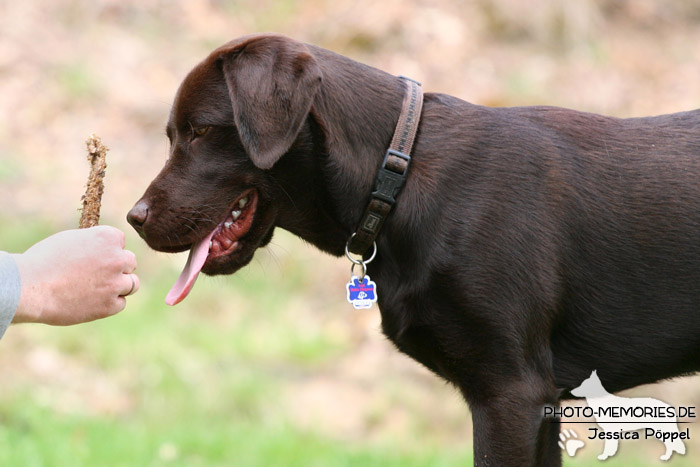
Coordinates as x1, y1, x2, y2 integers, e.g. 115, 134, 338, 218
122, 249, 138, 273
130, 273, 140, 295
119, 273, 140, 297
111, 226, 126, 249
92, 225, 126, 248
113, 296, 127, 315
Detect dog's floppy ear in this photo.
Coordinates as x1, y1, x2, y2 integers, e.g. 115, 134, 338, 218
218, 35, 322, 170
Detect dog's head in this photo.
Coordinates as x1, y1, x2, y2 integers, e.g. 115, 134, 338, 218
127, 34, 322, 304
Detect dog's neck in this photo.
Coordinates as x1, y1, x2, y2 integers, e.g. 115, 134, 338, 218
309, 46, 407, 252
271, 46, 408, 257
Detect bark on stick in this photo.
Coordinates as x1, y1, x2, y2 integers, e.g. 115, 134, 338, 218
79, 134, 108, 228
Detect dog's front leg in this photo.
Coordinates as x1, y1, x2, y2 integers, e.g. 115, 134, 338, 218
468, 384, 561, 466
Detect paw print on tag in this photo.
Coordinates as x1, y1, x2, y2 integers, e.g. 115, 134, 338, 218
559, 429, 585, 457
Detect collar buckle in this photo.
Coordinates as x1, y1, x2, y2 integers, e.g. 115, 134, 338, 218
372, 149, 411, 205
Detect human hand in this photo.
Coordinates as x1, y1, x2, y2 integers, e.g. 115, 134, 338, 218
11, 226, 139, 325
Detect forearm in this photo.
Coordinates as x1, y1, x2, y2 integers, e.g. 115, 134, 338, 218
0, 251, 21, 340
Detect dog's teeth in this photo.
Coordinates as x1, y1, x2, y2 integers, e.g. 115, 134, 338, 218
209, 241, 213, 249
231, 209, 241, 220
224, 221, 233, 228
239, 196, 248, 208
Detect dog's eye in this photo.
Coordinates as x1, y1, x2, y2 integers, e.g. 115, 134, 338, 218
192, 126, 210, 139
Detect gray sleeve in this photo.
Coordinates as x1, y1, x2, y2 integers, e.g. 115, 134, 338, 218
0, 251, 21, 340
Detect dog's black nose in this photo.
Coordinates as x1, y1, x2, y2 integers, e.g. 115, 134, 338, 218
127, 200, 149, 234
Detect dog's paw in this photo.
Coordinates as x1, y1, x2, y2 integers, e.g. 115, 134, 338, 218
558, 429, 585, 457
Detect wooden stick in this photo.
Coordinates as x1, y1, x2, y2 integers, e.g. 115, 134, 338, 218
79, 134, 108, 228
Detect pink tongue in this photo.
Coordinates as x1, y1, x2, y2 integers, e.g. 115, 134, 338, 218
165, 231, 215, 306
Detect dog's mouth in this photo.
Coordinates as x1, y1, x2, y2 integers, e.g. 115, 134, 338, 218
165, 189, 258, 306
208, 189, 258, 260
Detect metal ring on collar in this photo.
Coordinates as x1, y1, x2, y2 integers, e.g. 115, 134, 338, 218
350, 262, 368, 281
344, 234, 377, 266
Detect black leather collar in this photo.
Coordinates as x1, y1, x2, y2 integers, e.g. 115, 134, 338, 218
347, 76, 424, 256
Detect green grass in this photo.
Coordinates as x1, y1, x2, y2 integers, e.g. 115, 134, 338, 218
1, 218, 696, 465
0, 218, 471, 465
0, 401, 473, 467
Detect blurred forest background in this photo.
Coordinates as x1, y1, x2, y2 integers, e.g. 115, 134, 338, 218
1, 0, 700, 465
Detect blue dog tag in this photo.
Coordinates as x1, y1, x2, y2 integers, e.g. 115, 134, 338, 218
346, 275, 378, 309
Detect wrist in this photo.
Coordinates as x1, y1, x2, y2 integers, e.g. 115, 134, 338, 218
10, 253, 43, 324
0, 252, 22, 337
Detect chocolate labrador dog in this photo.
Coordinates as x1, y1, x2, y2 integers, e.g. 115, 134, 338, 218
128, 33, 700, 465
